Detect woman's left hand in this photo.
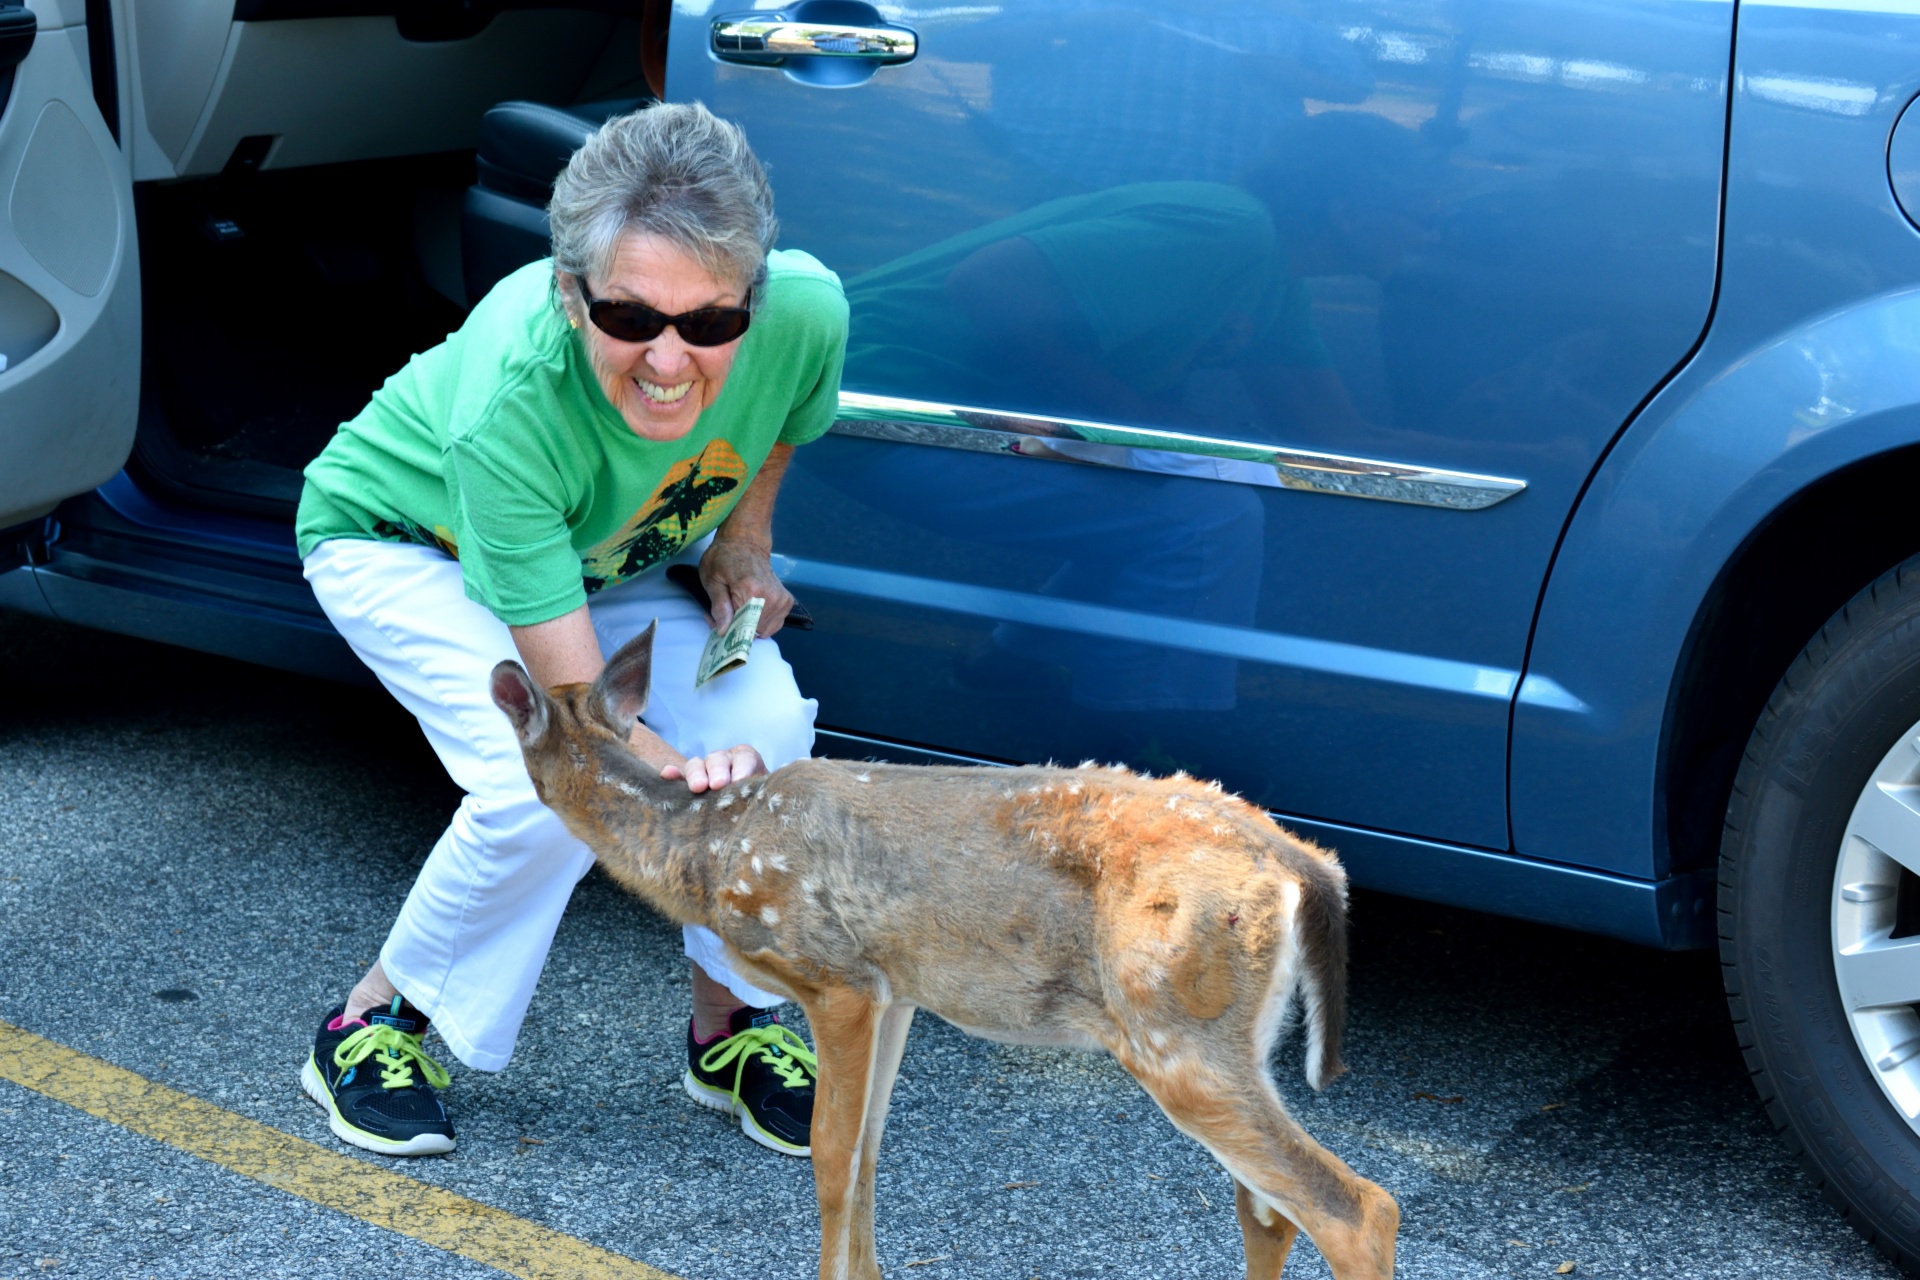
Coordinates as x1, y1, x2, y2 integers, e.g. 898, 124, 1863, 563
662, 744, 767, 793
698, 535, 795, 636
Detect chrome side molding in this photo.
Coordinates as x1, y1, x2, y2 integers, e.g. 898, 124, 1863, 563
829, 391, 1527, 512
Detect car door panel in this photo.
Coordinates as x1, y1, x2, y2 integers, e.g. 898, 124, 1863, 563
0, 0, 138, 530
672, 0, 1731, 851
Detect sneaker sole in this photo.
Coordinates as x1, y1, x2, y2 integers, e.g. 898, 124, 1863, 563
682, 1069, 810, 1157
300, 1055, 456, 1158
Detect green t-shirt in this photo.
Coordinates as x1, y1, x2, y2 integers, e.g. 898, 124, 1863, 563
844, 182, 1329, 403
296, 251, 848, 627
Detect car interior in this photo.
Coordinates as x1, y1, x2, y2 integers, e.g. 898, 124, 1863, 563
124, 0, 671, 518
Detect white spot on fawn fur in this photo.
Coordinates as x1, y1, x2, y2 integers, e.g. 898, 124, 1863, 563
855, 773, 871, 783
751, 855, 764, 874
766, 852, 789, 871
716, 793, 735, 809
688, 799, 704, 812
708, 840, 722, 854
740, 839, 752, 854
760, 906, 781, 926
735, 879, 753, 895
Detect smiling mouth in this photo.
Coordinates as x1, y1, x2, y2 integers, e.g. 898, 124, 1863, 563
635, 377, 693, 406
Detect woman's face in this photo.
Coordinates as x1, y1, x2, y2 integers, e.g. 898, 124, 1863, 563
565, 232, 746, 442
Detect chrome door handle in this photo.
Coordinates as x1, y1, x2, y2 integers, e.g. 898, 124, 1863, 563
711, 3, 916, 86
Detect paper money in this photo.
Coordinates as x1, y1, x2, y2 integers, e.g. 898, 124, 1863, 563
695, 596, 764, 686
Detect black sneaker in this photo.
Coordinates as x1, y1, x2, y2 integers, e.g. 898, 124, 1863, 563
301, 998, 456, 1156
684, 1007, 815, 1156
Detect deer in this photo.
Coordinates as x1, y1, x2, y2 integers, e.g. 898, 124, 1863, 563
489, 624, 1399, 1280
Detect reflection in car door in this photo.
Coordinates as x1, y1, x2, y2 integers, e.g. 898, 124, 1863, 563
669, 0, 1730, 854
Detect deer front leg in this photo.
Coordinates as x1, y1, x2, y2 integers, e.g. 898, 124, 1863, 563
804, 986, 885, 1280
1235, 1178, 1301, 1279
848, 1002, 915, 1267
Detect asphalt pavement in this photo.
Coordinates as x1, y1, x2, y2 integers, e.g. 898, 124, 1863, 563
0, 607, 1900, 1279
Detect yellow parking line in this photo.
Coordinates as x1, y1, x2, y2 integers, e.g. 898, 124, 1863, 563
0, 1018, 678, 1280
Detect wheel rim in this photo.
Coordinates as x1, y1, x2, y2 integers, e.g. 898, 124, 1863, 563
1833, 720, 1920, 1131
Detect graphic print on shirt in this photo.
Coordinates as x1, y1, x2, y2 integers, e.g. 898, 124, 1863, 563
371, 517, 460, 557
582, 439, 750, 593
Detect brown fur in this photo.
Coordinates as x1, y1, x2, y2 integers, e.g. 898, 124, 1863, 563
491, 627, 1398, 1279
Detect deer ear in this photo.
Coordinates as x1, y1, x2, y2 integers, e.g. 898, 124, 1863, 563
490, 661, 549, 744
594, 620, 656, 733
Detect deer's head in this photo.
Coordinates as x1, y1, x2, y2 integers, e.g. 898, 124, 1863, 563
488, 622, 659, 803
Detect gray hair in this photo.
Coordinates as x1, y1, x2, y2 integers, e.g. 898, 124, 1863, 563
549, 101, 776, 308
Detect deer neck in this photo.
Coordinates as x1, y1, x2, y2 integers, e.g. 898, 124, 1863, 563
560, 740, 740, 930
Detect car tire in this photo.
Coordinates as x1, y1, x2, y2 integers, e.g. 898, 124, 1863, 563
1722, 554, 1920, 1274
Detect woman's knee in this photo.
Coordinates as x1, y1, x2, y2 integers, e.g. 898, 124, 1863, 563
753, 693, 818, 771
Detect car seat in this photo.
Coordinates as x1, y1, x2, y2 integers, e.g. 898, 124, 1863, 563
461, 97, 651, 305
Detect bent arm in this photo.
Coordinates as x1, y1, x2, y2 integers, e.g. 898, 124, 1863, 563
699, 442, 797, 635
510, 607, 684, 775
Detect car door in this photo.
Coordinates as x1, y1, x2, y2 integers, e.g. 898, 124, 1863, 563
0, 0, 138, 532
670, 0, 1730, 853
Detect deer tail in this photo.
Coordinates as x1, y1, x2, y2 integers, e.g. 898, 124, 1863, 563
1294, 859, 1350, 1091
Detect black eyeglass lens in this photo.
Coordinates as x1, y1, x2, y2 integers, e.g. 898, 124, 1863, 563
590, 303, 668, 344
678, 308, 752, 346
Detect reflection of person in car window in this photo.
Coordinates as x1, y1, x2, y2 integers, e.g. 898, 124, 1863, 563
846, 112, 1432, 439
820, 113, 1432, 717
851, 180, 1327, 434
292, 104, 844, 1160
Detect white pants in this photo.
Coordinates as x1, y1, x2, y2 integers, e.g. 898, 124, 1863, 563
303, 536, 816, 1071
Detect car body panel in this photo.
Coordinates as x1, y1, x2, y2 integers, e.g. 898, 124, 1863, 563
1512, 0, 1920, 878
671, 0, 1730, 849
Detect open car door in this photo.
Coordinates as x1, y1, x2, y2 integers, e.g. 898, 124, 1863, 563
0, 0, 137, 531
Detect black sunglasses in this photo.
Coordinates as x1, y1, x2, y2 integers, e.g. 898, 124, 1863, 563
573, 275, 752, 347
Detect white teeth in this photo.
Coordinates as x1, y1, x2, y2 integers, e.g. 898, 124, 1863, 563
636, 377, 692, 405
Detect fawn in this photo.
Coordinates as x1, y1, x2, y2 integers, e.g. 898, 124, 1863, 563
489, 624, 1399, 1279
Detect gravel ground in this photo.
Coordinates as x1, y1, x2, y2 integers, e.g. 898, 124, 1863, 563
0, 608, 1900, 1279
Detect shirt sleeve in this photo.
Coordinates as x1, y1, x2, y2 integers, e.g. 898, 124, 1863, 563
444, 394, 588, 628
776, 279, 850, 447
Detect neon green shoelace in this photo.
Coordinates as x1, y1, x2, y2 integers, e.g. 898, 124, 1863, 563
699, 1023, 817, 1093
333, 1023, 450, 1091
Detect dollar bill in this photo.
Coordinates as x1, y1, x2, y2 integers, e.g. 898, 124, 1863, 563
695, 596, 764, 686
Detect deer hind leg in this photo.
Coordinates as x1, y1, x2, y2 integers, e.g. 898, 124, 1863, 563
1132, 1067, 1397, 1280
803, 986, 896, 1280
1235, 1178, 1300, 1280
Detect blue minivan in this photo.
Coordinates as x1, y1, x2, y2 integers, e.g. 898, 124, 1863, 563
9, 0, 1920, 1261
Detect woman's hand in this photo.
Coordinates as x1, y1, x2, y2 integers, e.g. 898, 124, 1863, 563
661, 744, 767, 793
698, 535, 794, 637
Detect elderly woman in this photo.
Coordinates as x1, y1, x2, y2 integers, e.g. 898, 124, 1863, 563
292, 103, 846, 1158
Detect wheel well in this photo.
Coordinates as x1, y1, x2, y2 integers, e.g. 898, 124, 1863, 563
1664, 445, 1920, 875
